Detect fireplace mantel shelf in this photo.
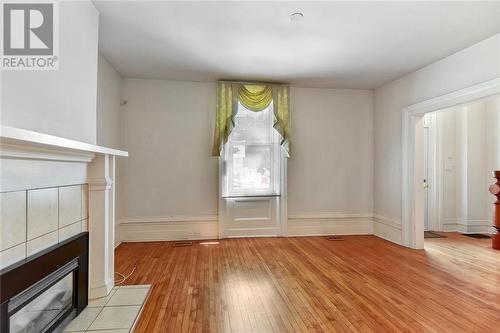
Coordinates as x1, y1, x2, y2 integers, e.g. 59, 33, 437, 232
0, 126, 128, 158
1, 126, 122, 300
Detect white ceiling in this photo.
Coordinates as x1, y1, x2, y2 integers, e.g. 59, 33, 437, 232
94, 1, 500, 89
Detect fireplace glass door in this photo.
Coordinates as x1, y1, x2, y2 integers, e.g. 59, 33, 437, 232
9, 271, 74, 333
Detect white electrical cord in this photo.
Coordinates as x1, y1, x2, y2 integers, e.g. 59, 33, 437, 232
114, 267, 137, 285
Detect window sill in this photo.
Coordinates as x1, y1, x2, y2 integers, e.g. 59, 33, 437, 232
222, 194, 280, 199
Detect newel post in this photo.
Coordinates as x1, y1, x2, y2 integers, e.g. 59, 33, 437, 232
87, 154, 116, 298
489, 170, 500, 250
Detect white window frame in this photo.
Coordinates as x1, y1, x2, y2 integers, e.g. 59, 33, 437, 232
221, 103, 282, 198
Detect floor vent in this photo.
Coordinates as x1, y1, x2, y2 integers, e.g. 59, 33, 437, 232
326, 236, 345, 241
172, 241, 193, 247
464, 233, 491, 239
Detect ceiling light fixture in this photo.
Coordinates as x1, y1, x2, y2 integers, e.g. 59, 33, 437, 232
290, 12, 304, 22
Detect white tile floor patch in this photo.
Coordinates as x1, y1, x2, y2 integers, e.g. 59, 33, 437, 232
107, 287, 150, 306
63, 307, 102, 332
88, 306, 141, 330
87, 288, 117, 307
63, 285, 150, 333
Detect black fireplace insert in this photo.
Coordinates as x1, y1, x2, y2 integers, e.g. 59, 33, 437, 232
0, 232, 89, 333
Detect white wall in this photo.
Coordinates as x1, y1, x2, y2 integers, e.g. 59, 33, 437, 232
117, 80, 374, 240
119, 79, 218, 221
1, 1, 99, 144
373, 33, 500, 244
96, 53, 122, 245
97, 54, 122, 149
486, 97, 500, 175
288, 88, 373, 216
436, 98, 500, 233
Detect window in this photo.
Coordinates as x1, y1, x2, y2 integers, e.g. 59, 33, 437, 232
222, 102, 281, 197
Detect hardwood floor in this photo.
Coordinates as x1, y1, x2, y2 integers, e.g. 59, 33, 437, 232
115, 233, 500, 332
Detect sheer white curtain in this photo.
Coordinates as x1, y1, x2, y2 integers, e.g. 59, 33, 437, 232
221, 102, 281, 197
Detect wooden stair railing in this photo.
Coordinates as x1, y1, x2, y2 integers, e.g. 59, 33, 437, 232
489, 170, 500, 250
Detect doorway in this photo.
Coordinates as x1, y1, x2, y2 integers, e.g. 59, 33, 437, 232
402, 78, 500, 249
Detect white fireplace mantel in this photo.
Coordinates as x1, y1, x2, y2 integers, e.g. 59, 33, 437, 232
0, 126, 128, 159
1, 126, 128, 299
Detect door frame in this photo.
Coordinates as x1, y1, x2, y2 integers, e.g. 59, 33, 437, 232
401, 78, 500, 249
217, 149, 288, 239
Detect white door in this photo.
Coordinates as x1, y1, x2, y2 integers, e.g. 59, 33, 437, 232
219, 103, 286, 238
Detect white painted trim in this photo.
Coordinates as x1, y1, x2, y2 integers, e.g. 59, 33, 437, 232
87, 154, 117, 299
119, 215, 218, 224
441, 218, 491, 233
287, 214, 373, 237
426, 113, 440, 232
89, 279, 114, 301
119, 219, 218, 242
402, 78, 500, 249
1, 125, 128, 156
372, 214, 402, 229
217, 148, 288, 239
118, 213, 379, 242
403, 78, 500, 115
289, 212, 373, 219
217, 156, 225, 238
279, 153, 288, 236
0, 143, 95, 163
373, 214, 403, 245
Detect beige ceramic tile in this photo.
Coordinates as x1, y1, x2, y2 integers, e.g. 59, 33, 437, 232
88, 306, 140, 331
0, 191, 27, 251
87, 288, 117, 307
26, 231, 58, 256
106, 287, 149, 306
59, 221, 82, 242
63, 307, 102, 332
59, 185, 82, 227
0, 243, 26, 269
27, 188, 58, 240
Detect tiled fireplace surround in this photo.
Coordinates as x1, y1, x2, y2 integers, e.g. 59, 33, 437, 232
0, 184, 89, 269
0, 126, 128, 301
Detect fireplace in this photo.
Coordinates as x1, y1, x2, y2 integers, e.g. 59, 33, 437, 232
0, 233, 88, 333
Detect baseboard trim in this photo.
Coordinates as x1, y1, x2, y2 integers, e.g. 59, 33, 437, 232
119, 216, 218, 242
118, 213, 380, 242
89, 278, 114, 299
372, 214, 403, 245
117, 214, 420, 246
441, 218, 491, 234
119, 215, 218, 224
287, 213, 373, 237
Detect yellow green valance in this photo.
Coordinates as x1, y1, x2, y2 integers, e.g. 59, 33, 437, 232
212, 81, 291, 157
238, 84, 273, 111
